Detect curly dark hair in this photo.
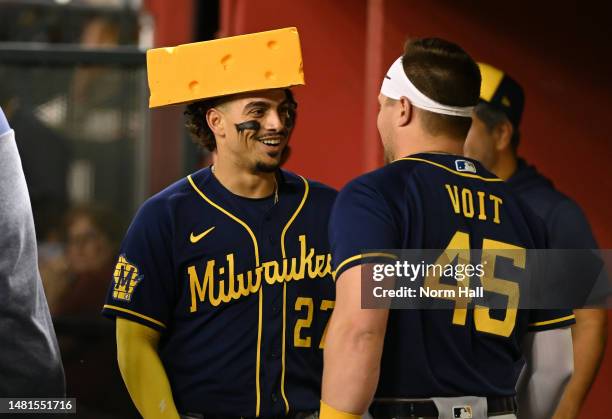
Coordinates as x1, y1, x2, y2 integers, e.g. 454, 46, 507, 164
184, 97, 219, 151
184, 89, 297, 152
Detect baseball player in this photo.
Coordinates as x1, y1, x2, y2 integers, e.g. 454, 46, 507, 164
464, 63, 608, 419
320, 38, 575, 419
102, 29, 336, 419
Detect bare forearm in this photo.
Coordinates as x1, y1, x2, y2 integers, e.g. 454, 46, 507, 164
117, 318, 180, 419
552, 309, 607, 419
322, 320, 385, 414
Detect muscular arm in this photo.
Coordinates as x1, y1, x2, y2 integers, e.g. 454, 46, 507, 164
116, 318, 180, 419
517, 327, 573, 419
552, 309, 607, 419
321, 265, 388, 418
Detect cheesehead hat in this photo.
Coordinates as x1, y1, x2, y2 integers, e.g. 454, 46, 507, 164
147, 27, 304, 108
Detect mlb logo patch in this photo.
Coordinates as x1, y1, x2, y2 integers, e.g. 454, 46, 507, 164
453, 405, 473, 418
455, 159, 476, 173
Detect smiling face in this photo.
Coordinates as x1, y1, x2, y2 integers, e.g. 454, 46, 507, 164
209, 89, 296, 173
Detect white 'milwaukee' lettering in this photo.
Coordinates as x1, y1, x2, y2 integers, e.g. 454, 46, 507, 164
189, 235, 331, 312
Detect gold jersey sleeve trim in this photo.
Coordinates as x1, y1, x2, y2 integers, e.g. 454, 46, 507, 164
103, 304, 167, 329
333, 252, 398, 281
529, 314, 576, 327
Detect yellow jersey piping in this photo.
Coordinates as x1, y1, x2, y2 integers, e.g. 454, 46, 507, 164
187, 174, 263, 416
103, 304, 166, 329
529, 314, 576, 327
279, 175, 309, 413
397, 157, 503, 182
333, 252, 398, 281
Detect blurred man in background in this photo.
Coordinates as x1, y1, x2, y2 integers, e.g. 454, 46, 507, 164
464, 63, 608, 419
41, 204, 135, 418
42, 204, 124, 316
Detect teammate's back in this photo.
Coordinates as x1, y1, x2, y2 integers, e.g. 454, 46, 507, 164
370, 153, 540, 250
331, 152, 574, 398
322, 38, 574, 419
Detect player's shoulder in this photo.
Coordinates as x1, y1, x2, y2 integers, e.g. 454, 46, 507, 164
508, 160, 594, 236
341, 164, 398, 191
334, 166, 396, 214
280, 169, 338, 203
509, 159, 574, 213
133, 168, 211, 223
528, 180, 587, 228
338, 155, 426, 197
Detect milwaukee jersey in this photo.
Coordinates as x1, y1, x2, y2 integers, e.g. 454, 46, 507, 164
102, 167, 336, 416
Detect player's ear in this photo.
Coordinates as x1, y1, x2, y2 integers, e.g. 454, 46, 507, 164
206, 107, 225, 137
397, 96, 413, 127
494, 119, 513, 151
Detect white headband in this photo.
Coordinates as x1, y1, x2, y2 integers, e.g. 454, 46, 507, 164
380, 57, 474, 117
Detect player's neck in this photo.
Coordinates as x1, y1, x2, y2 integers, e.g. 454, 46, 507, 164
393, 134, 464, 160
493, 151, 518, 180
211, 160, 277, 199
492, 151, 518, 181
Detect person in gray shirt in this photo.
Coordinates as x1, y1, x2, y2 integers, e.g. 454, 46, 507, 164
464, 63, 608, 419
0, 105, 65, 396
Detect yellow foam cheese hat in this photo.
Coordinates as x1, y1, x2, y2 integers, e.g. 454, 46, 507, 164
147, 27, 305, 108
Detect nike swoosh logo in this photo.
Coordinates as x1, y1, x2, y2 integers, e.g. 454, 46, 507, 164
190, 226, 215, 244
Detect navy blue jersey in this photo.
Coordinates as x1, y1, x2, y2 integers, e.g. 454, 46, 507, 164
102, 167, 336, 417
329, 153, 574, 398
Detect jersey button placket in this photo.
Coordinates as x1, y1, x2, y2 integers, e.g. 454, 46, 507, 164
268, 235, 276, 246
